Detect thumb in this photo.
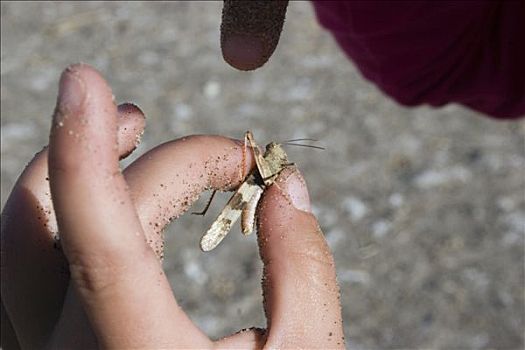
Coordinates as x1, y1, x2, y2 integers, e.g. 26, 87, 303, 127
256, 167, 344, 348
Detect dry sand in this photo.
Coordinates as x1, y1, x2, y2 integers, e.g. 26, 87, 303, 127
1, 2, 524, 348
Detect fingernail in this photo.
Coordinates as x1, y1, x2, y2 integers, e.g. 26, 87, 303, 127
117, 102, 145, 120
277, 168, 312, 213
221, 34, 266, 71
56, 65, 86, 117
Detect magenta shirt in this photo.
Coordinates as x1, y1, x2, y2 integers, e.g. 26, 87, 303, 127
311, 1, 524, 119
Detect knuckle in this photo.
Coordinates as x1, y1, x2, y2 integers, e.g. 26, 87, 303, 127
67, 252, 136, 297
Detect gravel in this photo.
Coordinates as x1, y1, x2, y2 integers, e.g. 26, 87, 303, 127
2, 2, 524, 348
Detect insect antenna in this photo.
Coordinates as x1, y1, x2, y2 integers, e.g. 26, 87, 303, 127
282, 137, 319, 143
282, 142, 325, 150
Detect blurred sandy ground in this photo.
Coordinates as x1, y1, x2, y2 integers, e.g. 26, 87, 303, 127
1, 2, 524, 348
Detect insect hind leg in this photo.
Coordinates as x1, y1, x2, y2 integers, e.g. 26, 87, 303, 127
192, 190, 217, 216
240, 132, 249, 181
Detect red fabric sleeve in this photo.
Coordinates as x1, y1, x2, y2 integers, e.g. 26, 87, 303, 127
311, 1, 525, 119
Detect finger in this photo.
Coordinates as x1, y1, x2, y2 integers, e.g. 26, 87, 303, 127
256, 167, 344, 348
116, 103, 146, 159
123, 134, 255, 257
221, 0, 289, 71
48, 64, 210, 348
0, 102, 145, 349
50, 135, 256, 348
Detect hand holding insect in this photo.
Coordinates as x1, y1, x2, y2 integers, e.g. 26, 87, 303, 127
200, 131, 293, 251
199, 131, 325, 251
1, 64, 344, 349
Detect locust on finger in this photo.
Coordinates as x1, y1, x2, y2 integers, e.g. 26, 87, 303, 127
199, 131, 292, 252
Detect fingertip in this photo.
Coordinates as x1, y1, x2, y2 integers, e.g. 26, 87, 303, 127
58, 63, 114, 110
274, 167, 312, 213
54, 65, 87, 125
52, 63, 114, 133
257, 167, 322, 261
256, 168, 315, 246
56, 64, 110, 112
221, 34, 266, 71
117, 102, 145, 117
220, 0, 288, 71
117, 103, 146, 159
50, 63, 118, 174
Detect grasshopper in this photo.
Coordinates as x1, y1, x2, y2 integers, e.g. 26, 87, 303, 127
199, 131, 292, 252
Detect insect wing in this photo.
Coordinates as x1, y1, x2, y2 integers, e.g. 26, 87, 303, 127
199, 176, 261, 251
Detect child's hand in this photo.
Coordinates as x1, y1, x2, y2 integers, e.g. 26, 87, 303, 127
1, 64, 343, 349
